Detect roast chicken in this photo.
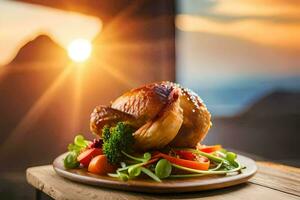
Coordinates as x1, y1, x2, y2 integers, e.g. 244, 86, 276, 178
90, 81, 211, 150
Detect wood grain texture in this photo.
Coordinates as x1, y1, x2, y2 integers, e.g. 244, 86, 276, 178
26, 165, 299, 200
249, 162, 300, 196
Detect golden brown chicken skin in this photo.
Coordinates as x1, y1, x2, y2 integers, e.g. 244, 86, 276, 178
168, 83, 211, 147
132, 88, 183, 150
90, 82, 211, 150
111, 82, 173, 126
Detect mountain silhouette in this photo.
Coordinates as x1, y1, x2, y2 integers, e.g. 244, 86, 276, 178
8, 34, 68, 65
242, 90, 300, 117
206, 89, 300, 166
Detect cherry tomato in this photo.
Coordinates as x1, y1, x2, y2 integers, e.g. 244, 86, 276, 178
174, 150, 195, 160
88, 155, 116, 175
77, 148, 102, 167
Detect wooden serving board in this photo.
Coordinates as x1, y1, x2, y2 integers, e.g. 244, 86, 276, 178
53, 153, 257, 193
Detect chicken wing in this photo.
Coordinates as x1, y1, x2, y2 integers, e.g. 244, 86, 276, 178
90, 106, 137, 137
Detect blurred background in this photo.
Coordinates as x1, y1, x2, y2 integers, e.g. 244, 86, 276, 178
0, 0, 299, 199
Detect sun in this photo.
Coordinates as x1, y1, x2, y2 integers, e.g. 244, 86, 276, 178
67, 39, 92, 62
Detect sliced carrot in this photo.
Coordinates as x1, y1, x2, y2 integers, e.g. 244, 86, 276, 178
199, 145, 222, 153
88, 155, 116, 175
153, 153, 210, 170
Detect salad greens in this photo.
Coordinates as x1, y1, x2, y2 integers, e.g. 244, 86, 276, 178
64, 135, 90, 169
67, 135, 90, 154
63, 131, 245, 182
155, 159, 172, 179
108, 151, 163, 182
64, 151, 80, 169
122, 151, 151, 163
106, 148, 243, 182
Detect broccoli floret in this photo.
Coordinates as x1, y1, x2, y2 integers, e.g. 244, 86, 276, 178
102, 125, 110, 142
102, 122, 135, 164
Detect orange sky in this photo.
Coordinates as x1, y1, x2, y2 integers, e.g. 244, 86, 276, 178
213, 0, 300, 17
177, 0, 300, 50
176, 15, 300, 50
0, 0, 101, 65
176, 0, 300, 77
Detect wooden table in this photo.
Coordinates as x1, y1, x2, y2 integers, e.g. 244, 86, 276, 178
26, 162, 300, 200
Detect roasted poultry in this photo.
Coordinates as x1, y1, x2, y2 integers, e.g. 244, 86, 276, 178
90, 81, 211, 151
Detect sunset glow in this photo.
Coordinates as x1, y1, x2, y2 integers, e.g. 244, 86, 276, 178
68, 39, 92, 62
176, 14, 300, 50
0, 1, 101, 66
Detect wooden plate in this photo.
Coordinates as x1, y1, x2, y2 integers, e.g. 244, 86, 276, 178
53, 153, 257, 193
